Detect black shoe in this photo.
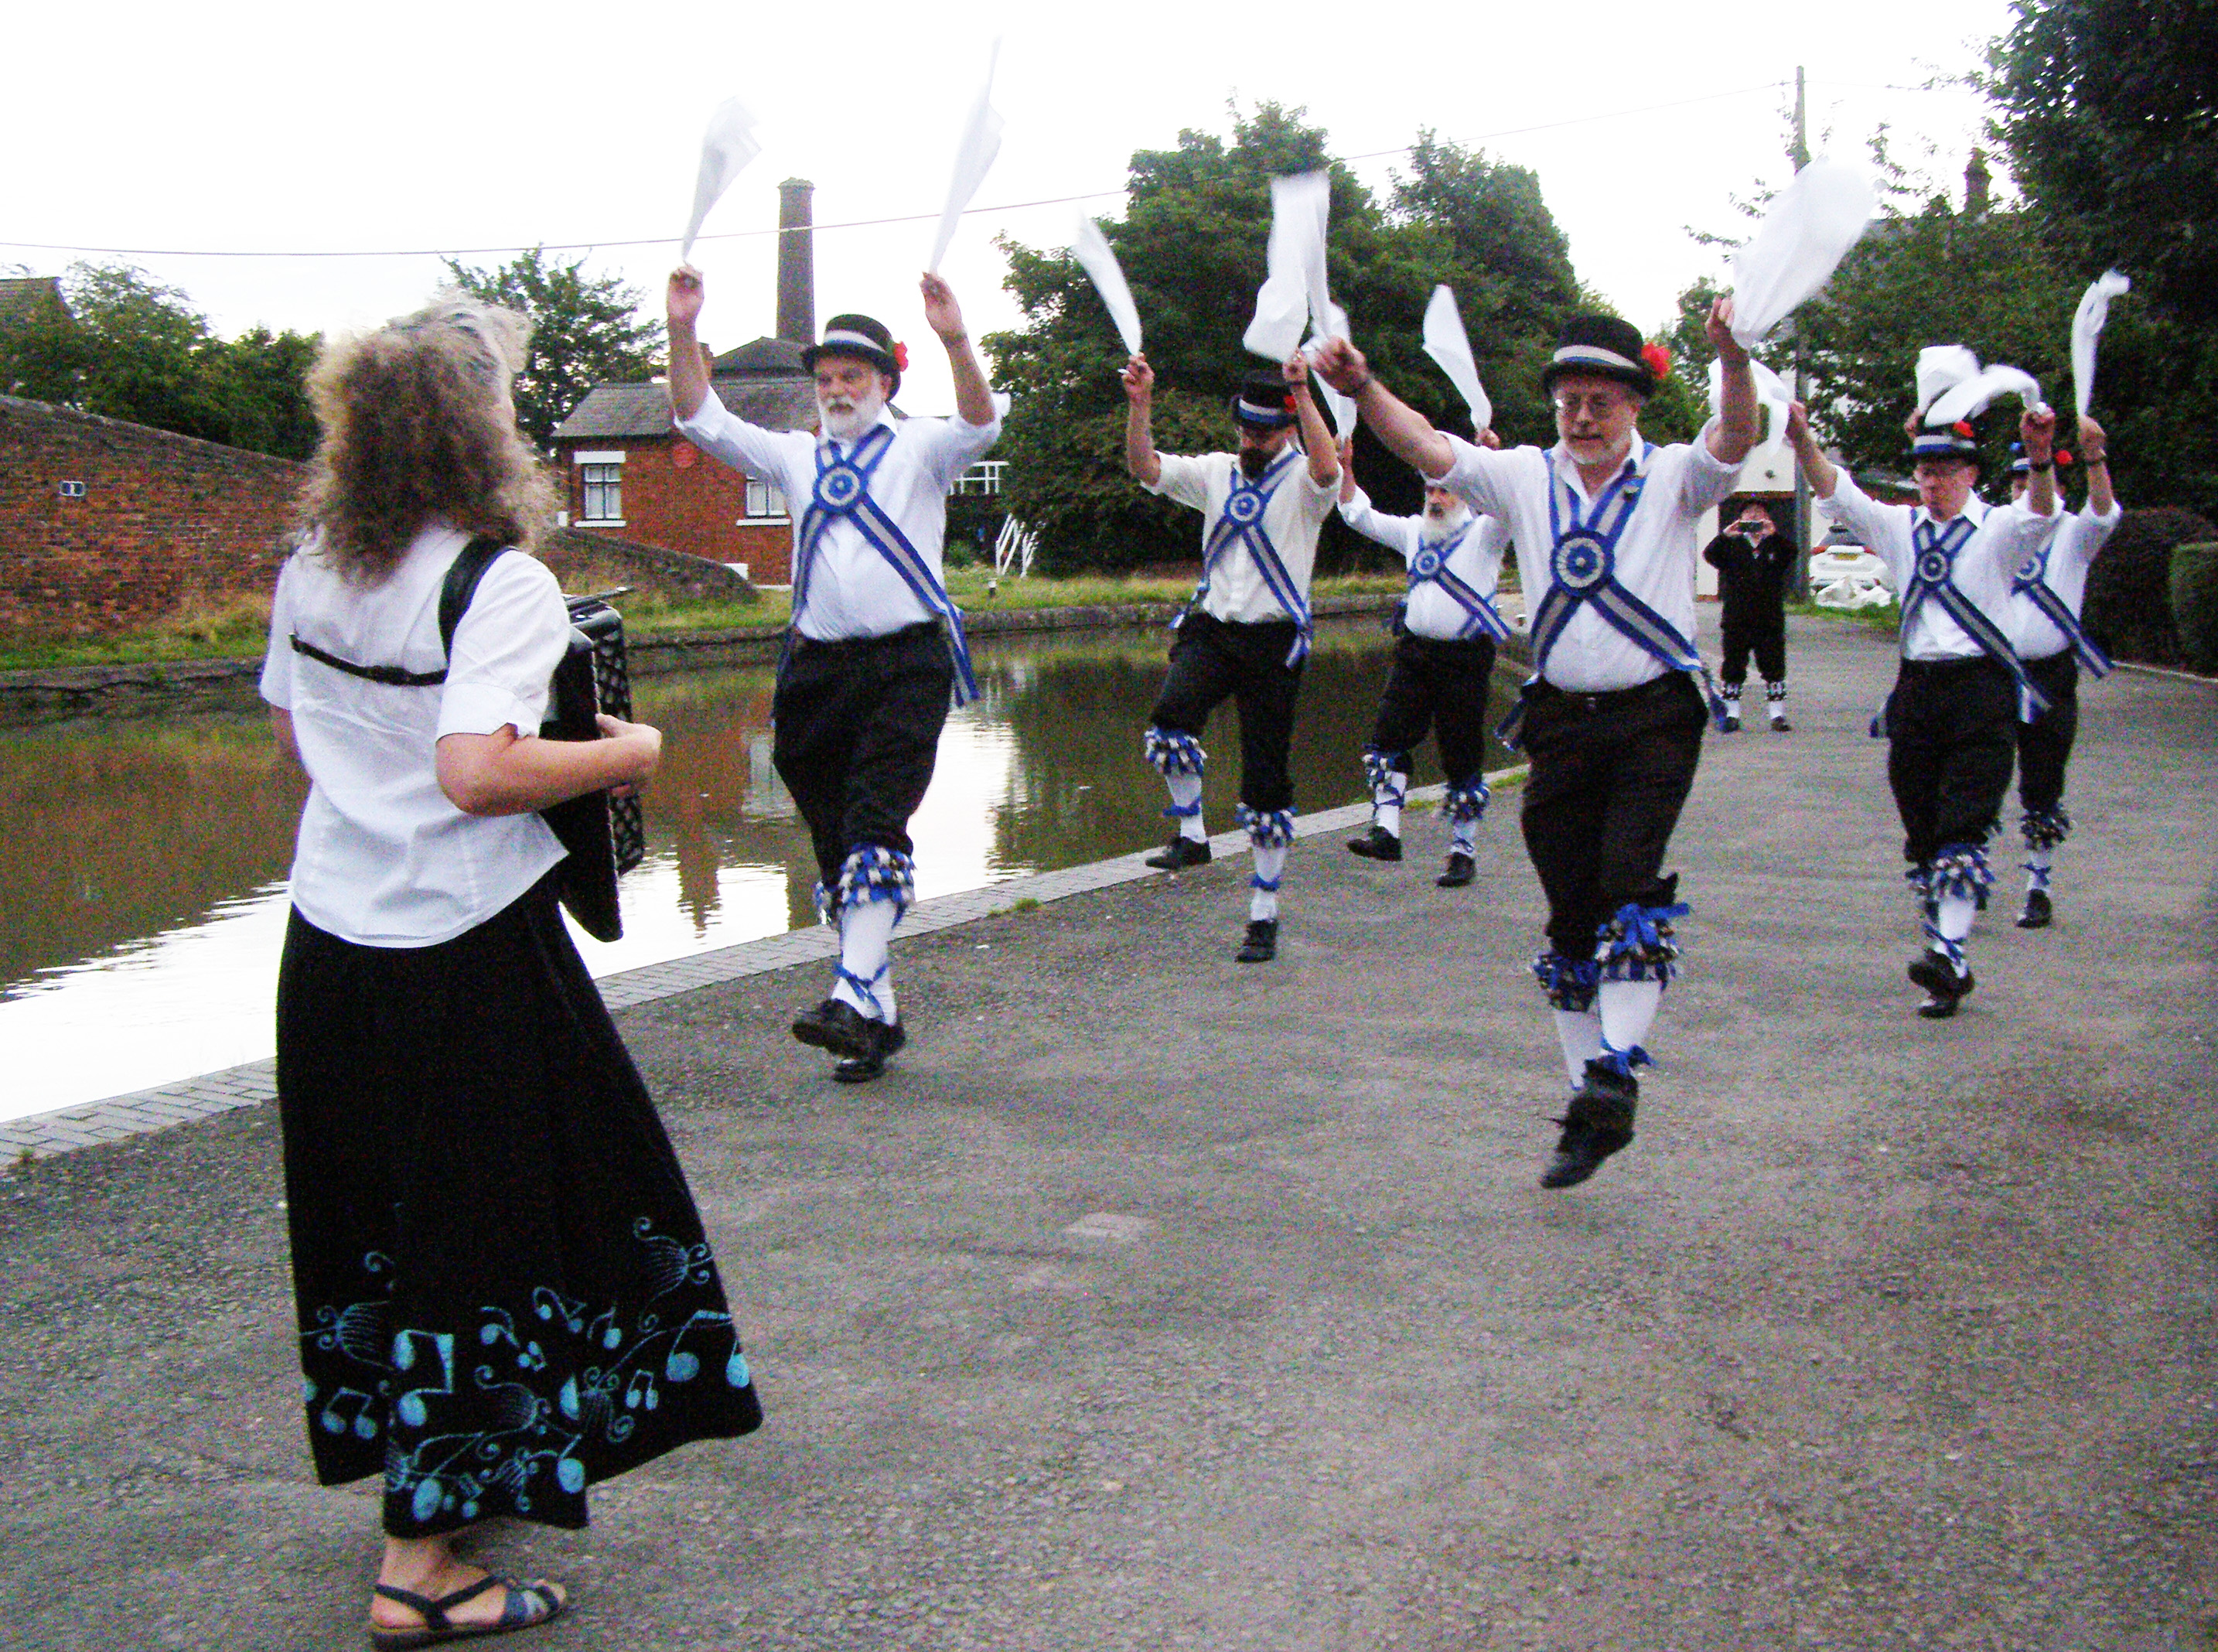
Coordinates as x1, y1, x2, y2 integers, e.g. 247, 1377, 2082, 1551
1145, 836, 1212, 872
792, 997, 874, 1059
1346, 825, 1403, 862
1436, 852, 1476, 888
833, 1018, 907, 1083
1236, 919, 1278, 962
1907, 951, 1975, 1019
1770, 716, 1793, 732
1974, 883, 1989, 912
1721, 713, 1742, 732
1541, 1062, 1639, 1189
2017, 889, 2052, 929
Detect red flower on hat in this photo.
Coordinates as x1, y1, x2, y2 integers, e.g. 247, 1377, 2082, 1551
2056, 449, 2074, 466
1641, 342, 1671, 381
1952, 420, 1974, 439
892, 342, 909, 372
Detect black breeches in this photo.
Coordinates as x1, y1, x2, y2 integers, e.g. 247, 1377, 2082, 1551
1884, 657, 2017, 866
1370, 632, 1497, 789
1719, 619, 1786, 686
773, 623, 954, 889
2015, 652, 2080, 818
1517, 674, 1706, 960
1149, 612, 1305, 813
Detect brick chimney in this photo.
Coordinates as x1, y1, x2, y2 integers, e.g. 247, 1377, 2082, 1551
1964, 148, 1991, 218
777, 179, 815, 345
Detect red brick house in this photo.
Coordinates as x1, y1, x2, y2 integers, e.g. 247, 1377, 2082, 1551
549, 336, 817, 586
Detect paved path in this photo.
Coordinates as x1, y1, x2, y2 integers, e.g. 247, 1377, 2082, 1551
4, 614, 2216, 1650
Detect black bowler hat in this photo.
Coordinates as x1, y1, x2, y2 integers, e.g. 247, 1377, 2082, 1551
801, 313, 905, 395
1231, 370, 1297, 430
1910, 420, 1981, 466
1541, 315, 1660, 397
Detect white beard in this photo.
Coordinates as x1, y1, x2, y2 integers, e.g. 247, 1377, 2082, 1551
1423, 504, 1470, 533
819, 387, 886, 442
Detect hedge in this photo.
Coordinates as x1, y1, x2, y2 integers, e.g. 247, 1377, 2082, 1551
2171, 542, 2218, 676
2082, 507, 2215, 667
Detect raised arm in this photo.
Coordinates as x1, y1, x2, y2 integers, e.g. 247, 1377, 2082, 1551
1121, 353, 1160, 487
2078, 413, 2115, 515
920, 272, 994, 428
1284, 353, 1339, 489
1312, 338, 1455, 480
1785, 401, 1838, 498
665, 266, 710, 422
1706, 297, 1760, 467
2019, 404, 2059, 517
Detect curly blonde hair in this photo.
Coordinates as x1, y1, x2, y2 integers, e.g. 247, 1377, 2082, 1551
298, 293, 556, 584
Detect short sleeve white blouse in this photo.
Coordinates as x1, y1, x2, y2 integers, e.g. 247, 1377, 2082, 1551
259, 524, 570, 947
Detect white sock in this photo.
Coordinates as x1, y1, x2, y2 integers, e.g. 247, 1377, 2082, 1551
1249, 844, 1287, 921
2025, 847, 2053, 891
1598, 980, 1663, 1059
1767, 686, 1788, 722
1933, 893, 1975, 974
1372, 788, 1402, 838
1553, 1009, 1604, 1088
1450, 817, 1479, 855
1164, 773, 1206, 841
832, 899, 901, 1022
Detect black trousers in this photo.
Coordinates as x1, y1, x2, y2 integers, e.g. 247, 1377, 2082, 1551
1719, 617, 1787, 686
2015, 650, 2080, 818
773, 623, 954, 889
1518, 674, 1706, 961
1149, 611, 1305, 813
1883, 656, 2017, 866
1370, 632, 1496, 789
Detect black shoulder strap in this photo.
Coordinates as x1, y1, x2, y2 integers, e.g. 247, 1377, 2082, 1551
438, 535, 512, 660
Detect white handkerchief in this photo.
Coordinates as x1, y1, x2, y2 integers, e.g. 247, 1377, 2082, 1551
2071, 268, 2131, 418
1304, 321, 1356, 438
1728, 159, 1876, 348
1421, 285, 1492, 435
928, 41, 1005, 273
681, 97, 762, 261
1926, 363, 2046, 426
1916, 345, 1982, 416
1244, 273, 1309, 362
1247, 171, 1333, 361
1071, 217, 1142, 356
1708, 356, 1793, 444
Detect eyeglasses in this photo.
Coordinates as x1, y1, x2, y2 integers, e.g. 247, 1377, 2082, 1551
1552, 393, 1629, 419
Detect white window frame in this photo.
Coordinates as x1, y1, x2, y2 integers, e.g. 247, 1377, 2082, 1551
579, 462, 624, 526
743, 477, 790, 521
954, 459, 1005, 497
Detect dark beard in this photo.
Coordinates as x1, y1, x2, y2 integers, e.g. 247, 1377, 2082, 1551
1239, 447, 1270, 480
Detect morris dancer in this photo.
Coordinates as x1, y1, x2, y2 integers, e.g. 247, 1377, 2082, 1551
1703, 499, 1798, 731
1123, 356, 1340, 963
668, 265, 1001, 1080
1318, 307, 1759, 1189
1336, 433, 1513, 887
2005, 418, 2121, 929
1785, 402, 2059, 1017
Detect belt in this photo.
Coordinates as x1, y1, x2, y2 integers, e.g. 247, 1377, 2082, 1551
1527, 673, 1690, 715
787, 620, 942, 655
1897, 654, 2008, 678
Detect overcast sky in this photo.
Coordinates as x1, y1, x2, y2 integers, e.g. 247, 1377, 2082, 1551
3, 0, 2017, 416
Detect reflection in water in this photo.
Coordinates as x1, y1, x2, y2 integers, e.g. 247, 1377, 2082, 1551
0, 619, 1514, 1119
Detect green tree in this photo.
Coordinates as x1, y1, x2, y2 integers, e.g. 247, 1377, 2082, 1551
984, 107, 1587, 572
0, 262, 320, 459
442, 248, 665, 452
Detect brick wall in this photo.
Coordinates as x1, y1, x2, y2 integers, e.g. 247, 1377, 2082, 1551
556, 435, 796, 585
1, 395, 304, 636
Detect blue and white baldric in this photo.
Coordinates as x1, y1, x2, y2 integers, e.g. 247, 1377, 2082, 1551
1497, 445, 1726, 749
1404, 521, 1513, 643
791, 423, 979, 705
1179, 450, 1312, 666
2012, 544, 2114, 678
1900, 514, 2050, 719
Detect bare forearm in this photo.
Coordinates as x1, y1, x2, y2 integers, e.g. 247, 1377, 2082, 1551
1355, 380, 1453, 479
1295, 387, 1339, 486
1792, 435, 1838, 498
667, 316, 708, 422
437, 729, 649, 817
943, 331, 994, 427
1711, 354, 1760, 466
1124, 399, 1160, 486
2087, 459, 2115, 515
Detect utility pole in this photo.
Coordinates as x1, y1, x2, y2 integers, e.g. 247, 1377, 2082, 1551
1791, 64, 1814, 598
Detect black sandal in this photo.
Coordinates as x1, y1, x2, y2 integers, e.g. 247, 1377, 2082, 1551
370, 1575, 565, 1649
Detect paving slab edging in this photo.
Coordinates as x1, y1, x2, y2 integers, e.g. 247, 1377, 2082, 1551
1, 769, 1526, 1162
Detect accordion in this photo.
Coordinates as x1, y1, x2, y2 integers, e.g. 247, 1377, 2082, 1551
537, 592, 647, 942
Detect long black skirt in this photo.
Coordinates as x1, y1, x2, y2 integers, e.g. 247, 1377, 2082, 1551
275, 871, 763, 1537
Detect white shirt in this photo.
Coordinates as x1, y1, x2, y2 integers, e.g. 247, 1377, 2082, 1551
1147, 450, 1339, 625
676, 392, 1002, 643
2007, 501, 2123, 660
259, 524, 568, 947
1817, 473, 2055, 661
1336, 489, 1511, 641
1438, 428, 1739, 692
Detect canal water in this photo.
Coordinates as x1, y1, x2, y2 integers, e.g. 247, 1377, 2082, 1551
0, 618, 1517, 1122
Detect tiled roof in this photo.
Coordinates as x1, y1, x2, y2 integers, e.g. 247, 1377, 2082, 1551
0, 276, 67, 327
551, 375, 821, 442
713, 336, 807, 377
